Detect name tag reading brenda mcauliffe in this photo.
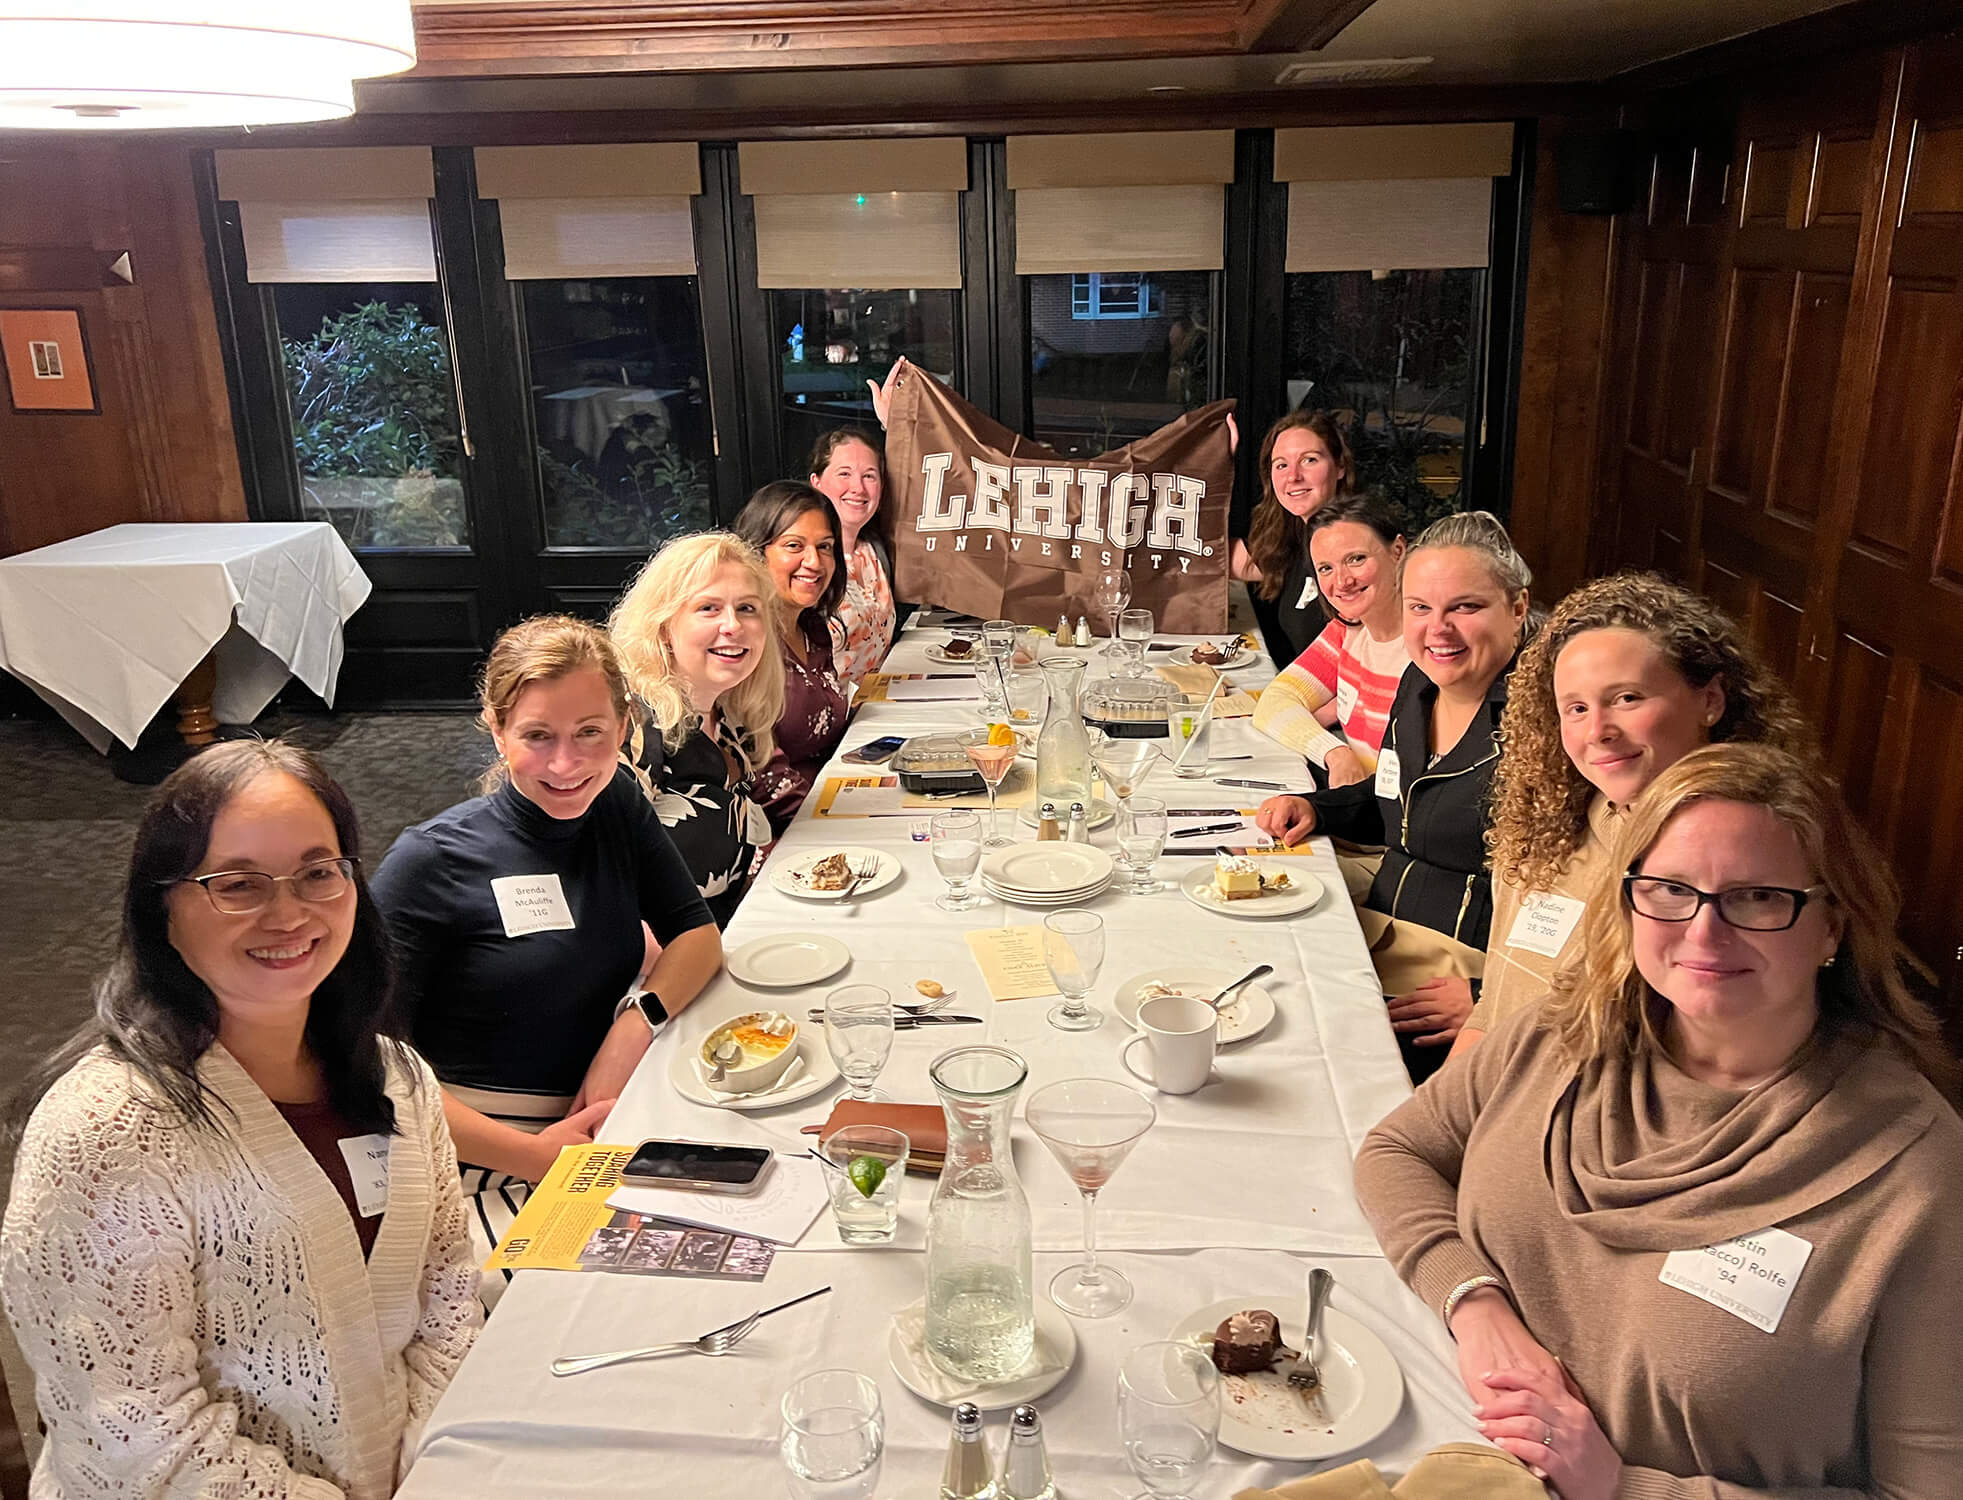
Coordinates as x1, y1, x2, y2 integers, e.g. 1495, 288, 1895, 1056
491, 873, 577, 938
1659, 1227, 1813, 1333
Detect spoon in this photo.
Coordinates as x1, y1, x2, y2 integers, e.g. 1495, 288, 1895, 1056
1208, 963, 1273, 1009
706, 1039, 741, 1084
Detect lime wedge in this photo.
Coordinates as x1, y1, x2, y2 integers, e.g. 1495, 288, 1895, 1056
847, 1154, 887, 1198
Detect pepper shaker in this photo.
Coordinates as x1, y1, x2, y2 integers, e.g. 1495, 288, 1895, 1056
1037, 801, 1060, 841
939, 1402, 998, 1500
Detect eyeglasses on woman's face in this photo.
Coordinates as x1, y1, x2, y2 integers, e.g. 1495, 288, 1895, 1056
1622, 873, 1828, 933
176, 856, 358, 915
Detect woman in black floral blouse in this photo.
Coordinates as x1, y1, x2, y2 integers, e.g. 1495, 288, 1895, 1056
611, 532, 785, 925
733, 482, 852, 834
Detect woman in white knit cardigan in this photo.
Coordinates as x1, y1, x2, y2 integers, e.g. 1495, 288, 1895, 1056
2, 740, 481, 1499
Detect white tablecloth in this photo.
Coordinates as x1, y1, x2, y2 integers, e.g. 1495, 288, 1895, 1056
400, 622, 1479, 1498
0, 522, 371, 752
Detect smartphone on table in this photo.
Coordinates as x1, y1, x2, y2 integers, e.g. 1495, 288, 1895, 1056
621, 1139, 775, 1195
841, 735, 907, 765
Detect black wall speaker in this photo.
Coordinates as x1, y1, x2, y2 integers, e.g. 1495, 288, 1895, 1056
1556, 130, 1644, 215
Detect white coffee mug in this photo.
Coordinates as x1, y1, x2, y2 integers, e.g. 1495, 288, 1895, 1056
1120, 994, 1218, 1094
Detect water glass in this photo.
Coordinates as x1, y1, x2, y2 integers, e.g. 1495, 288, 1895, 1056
1169, 693, 1212, 777
1043, 909, 1106, 1033
1116, 795, 1168, 895
932, 809, 984, 912
1118, 608, 1154, 677
780, 1368, 884, 1500
1118, 1342, 1219, 1500
823, 1125, 909, 1244
1094, 566, 1132, 633
824, 985, 894, 1103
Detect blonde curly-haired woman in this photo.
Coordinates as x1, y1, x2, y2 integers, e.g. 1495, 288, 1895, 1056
1451, 573, 1811, 1058
611, 532, 786, 928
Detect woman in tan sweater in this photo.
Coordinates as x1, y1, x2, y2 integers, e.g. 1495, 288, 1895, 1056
1355, 743, 1962, 1500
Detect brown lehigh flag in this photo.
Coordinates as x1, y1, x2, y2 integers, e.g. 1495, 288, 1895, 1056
885, 368, 1235, 633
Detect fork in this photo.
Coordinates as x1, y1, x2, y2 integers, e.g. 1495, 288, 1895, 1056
840, 856, 880, 900
550, 1310, 760, 1376
1287, 1268, 1335, 1417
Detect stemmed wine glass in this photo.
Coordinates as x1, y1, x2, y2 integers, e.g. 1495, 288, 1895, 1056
1094, 566, 1132, 638
959, 726, 1020, 849
1116, 795, 1168, 895
1026, 1078, 1156, 1317
824, 984, 894, 1102
1043, 909, 1105, 1032
1118, 1342, 1219, 1500
780, 1368, 884, 1500
931, 809, 984, 912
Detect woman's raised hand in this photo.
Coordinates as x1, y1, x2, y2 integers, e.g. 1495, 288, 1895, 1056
868, 357, 910, 428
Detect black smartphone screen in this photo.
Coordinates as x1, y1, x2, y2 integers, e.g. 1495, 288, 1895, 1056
842, 735, 907, 764
624, 1140, 773, 1186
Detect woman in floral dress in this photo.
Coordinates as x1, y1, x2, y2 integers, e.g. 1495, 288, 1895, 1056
808, 425, 897, 685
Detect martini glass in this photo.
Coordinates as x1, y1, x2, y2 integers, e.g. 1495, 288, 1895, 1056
959, 727, 1020, 848
1026, 1078, 1156, 1316
1092, 733, 1164, 812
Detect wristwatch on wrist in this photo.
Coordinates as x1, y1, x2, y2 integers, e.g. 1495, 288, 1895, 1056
633, 991, 669, 1031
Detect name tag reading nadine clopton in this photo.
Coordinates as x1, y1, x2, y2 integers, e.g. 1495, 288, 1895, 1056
1504, 892, 1586, 958
1659, 1227, 1812, 1333
491, 873, 576, 938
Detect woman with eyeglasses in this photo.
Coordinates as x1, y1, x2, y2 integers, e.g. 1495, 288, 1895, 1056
1452, 573, 1811, 1060
1356, 743, 1963, 1500
3, 741, 480, 1499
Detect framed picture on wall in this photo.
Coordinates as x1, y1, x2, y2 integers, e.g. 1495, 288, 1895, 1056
0, 307, 99, 414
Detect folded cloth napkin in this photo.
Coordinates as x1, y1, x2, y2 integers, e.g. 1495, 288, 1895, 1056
890, 1300, 1067, 1405
694, 1054, 807, 1101
1233, 1444, 1541, 1500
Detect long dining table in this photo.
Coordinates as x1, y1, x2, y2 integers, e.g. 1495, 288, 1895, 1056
399, 620, 1481, 1498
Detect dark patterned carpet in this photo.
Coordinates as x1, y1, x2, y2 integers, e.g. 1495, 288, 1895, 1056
0, 706, 487, 1468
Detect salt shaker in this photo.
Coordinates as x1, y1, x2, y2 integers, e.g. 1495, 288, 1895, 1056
1074, 614, 1092, 648
1037, 801, 1060, 841
940, 1402, 998, 1500
999, 1405, 1056, 1500
1066, 801, 1088, 843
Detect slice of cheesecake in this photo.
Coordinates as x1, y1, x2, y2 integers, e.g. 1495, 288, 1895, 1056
1213, 852, 1264, 901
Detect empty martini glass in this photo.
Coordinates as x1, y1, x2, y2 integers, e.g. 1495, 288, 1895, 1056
959, 726, 1020, 848
1026, 1078, 1156, 1316
1091, 733, 1164, 812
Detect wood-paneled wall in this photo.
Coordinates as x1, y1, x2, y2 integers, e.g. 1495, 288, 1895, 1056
1592, 32, 1963, 1033
0, 140, 245, 558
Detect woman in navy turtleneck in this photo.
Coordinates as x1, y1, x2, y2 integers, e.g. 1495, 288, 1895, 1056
371, 617, 721, 1269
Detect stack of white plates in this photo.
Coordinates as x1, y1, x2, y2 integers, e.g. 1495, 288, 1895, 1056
980, 841, 1114, 906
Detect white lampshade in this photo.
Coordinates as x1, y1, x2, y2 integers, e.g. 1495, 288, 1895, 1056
0, 3, 417, 130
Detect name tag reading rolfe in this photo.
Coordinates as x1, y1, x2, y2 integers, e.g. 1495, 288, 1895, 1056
491, 873, 576, 937
1505, 892, 1586, 958
1374, 748, 1402, 800
336, 1133, 393, 1219
1659, 1227, 1812, 1333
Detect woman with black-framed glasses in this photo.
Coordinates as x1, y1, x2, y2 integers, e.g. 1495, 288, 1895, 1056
3, 740, 480, 1499
1356, 742, 1962, 1500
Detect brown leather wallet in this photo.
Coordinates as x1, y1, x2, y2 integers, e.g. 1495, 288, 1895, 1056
801, 1102, 945, 1172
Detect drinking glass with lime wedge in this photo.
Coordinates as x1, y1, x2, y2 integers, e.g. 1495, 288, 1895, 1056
823, 1126, 909, 1244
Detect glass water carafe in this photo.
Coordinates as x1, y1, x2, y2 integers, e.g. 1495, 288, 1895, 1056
925, 1046, 1035, 1383
1034, 655, 1092, 812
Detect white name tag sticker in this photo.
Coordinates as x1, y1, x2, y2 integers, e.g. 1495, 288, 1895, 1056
336, 1133, 393, 1219
1374, 747, 1402, 800
491, 873, 576, 938
1334, 676, 1360, 723
1505, 892, 1587, 959
1659, 1227, 1812, 1333
1295, 574, 1319, 609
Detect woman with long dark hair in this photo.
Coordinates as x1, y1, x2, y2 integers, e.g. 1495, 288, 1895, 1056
1230, 409, 1357, 657
2, 740, 479, 1499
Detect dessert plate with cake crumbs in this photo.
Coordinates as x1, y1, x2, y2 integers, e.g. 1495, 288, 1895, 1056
770, 847, 900, 902
1170, 1296, 1404, 1461
1113, 968, 1276, 1044
1179, 860, 1324, 918
1166, 641, 1256, 669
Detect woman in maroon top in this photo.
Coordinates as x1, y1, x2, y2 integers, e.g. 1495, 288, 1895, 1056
734, 481, 851, 833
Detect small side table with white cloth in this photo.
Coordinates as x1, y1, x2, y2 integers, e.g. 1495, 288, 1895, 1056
0, 522, 371, 753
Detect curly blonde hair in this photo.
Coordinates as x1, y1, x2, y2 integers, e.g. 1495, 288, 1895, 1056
609, 532, 785, 764
1543, 743, 1954, 1097
1488, 573, 1810, 895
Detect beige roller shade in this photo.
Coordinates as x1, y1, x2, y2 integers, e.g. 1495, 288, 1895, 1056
752, 191, 961, 289
1014, 184, 1223, 275
498, 197, 696, 279
1273, 124, 1515, 182
738, 138, 967, 196
1006, 131, 1234, 188
237, 200, 436, 283
1284, 178, 1493, 273
216, 147, 434, 202
476, 143, 701, 199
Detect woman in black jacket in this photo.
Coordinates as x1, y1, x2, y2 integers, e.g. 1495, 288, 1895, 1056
1256, 511, 1530, 1082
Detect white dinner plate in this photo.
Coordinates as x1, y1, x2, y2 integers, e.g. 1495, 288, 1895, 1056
981, 877, 1112, 908
1167, 643, 1256, 669
1168, 1297, 1404, 1461
727, 932, 852, 988
981, 841, 1115, 895
924, 645, 983, 666
667, 1029, 839, 1112
1178, 862, 1325, 918
1113, 967, 1276, 1044
769, 847, 901, 902
887, 1300, 1078, 1413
